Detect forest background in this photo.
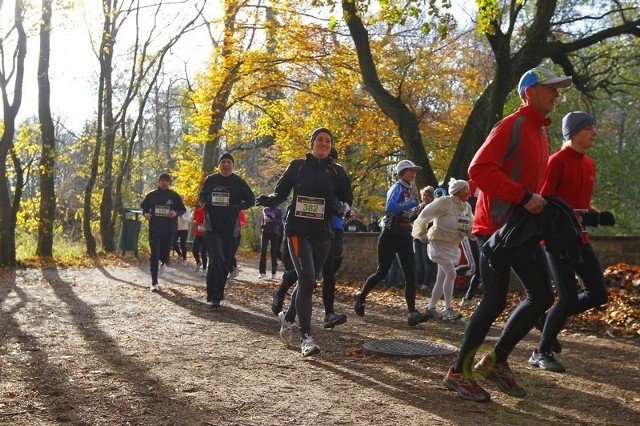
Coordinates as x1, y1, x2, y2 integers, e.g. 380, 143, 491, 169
0, 0, 639, 266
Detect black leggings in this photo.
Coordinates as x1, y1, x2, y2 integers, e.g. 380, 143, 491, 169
285, 234, 331, 337
453, 237, 554, 375
148, 231, 174, 285
539, 243, 607, 352
192, 235, 208, 269
259, 232, 281, 275
360, 231, 417, 312
280, 230, 343, 318
172, 230, 188, 259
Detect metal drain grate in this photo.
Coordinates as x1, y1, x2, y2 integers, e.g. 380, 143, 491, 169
362, 339, 458, 357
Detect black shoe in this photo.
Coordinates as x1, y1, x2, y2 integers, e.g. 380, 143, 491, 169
354, 291, 365, 317
210, 300, 221, 309
407, 310, 430, 327
271, 289, 284, 316
323, 312, 347, 329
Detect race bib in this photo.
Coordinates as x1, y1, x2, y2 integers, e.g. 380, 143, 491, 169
154, 205, 170, 217
294, 196, 325, 220
211, 192, 230, 206
458, 216, 471, 234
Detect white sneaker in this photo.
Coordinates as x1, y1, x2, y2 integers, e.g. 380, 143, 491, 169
195, 262, 202, 272
442, 308, 462, 321
278, 311, 294, 344
271, 273, 277, 280
258, 274, 266, 279
150, 284, 160, 292
300, 334, 320, 357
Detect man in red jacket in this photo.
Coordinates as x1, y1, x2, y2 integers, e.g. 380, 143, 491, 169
443, 67, 572, 402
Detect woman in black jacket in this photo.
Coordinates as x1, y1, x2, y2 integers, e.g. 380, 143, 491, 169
256, 128, 353, 357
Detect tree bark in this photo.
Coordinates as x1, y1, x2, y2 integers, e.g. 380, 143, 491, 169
202, 0, 242, 173
341, 0, 437, 189
37, 0, 56, 257
0, 0, 27, 266
445, 0, 640, 182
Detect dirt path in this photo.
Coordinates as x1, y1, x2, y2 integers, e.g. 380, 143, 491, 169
1, 257, 638, 425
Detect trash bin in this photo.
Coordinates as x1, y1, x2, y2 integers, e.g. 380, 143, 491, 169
119, 208, 143, 257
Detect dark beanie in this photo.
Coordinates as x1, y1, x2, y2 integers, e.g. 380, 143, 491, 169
309, 127, 333, 147
158, 172, 172, 182
218, 152, 234, 164
562, 111, 595, 140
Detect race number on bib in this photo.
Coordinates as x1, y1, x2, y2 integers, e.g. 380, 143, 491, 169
211, 192, 230, 206
458, 216, 471, 234
294, 196, 325, 220
154, 205, 171, 217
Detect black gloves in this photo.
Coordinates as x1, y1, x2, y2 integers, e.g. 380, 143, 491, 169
255, 195, 273, 207
581, 211, 616, 227
599, 211, 616, 226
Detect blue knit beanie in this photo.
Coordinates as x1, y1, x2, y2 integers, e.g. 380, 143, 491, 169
562, 111, 595, 140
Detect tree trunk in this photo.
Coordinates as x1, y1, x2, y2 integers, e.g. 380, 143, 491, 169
202, 0, 242, 172
341, 0, 437, 189
37, 0, 56, 257
0, 0, 27, 266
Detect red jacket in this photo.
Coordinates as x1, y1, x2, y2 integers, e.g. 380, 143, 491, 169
193, 207, 205, 237
540, 145, 595, 211
469, 105, 551, 235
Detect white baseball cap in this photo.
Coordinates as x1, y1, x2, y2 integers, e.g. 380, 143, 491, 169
396, 160, 422, 175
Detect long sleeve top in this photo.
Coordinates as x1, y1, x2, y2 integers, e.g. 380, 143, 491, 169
382, 179, 420, 235
198, 173, 255, 236
140, 188, 187, 233
259, 154, 353, 239
469, 104, 551, 236
412, 196, 473, 244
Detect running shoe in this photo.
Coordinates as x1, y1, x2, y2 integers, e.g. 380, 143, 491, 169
300, 334, 320, 357
354, 291, 365, 317
423, 307, 443, 320
460, 298, 478, 308
474, 354, 526, 397
323, 312, 347, 329
150, 284, 160, 292
278, 311, 294, 344
195, 262, 202, 272
210, 300, 221, 309
443, 367, 491, 402
442, 308, 462, 321
407, 310, 430, 327
528, 349, 566, 373
259, 273, 266, 279
271, 273, 278, 280
271, 289, 285, 316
